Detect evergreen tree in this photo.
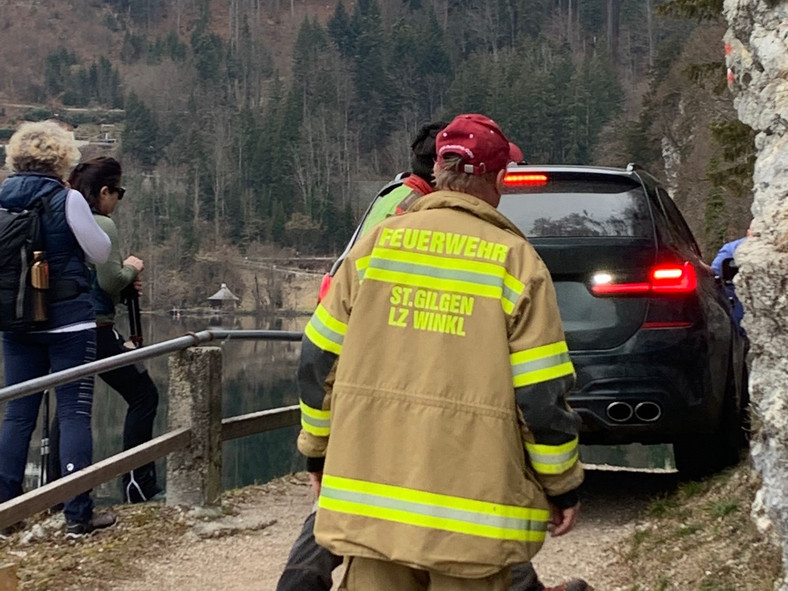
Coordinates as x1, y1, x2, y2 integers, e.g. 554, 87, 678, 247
122, 92, 163, 169
327, 1, 357, 60
271, 199, 287, 245
417, 7, 453, 117
191, 24, 225, 83
44, 48, 78, 97
120, 32, 145, 63
703, 180, 727, 250
350, 0, 395, 152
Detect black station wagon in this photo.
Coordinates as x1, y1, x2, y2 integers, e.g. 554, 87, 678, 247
498, 164, 748, 476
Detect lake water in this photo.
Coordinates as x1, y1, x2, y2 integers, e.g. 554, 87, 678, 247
2, 312, 673, 506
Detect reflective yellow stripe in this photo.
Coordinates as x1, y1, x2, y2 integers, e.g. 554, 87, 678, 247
525, 437, 579, 475
300, 400, 330, 437
304, 304, 346, 355
367, 248, 501, 297
361, 247, 523, 314
502, 273, 525, 314
355, 255, 370, 282
373, 247, 506, 278
319, 474, 549, 542
510, 341, 575, 388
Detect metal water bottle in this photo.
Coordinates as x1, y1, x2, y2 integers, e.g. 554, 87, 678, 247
31, 250, 49, 322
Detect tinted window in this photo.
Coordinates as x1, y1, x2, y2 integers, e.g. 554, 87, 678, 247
657, 187, 701, 256
499, 175, 652, 238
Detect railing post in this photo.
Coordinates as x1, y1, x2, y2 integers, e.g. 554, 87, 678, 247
166, 347, 223, 507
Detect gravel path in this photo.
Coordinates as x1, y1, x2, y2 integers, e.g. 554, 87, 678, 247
109, 468, 679, 591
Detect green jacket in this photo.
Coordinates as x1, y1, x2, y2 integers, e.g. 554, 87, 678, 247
298, 190, 583, 577
92, 214, 137, 324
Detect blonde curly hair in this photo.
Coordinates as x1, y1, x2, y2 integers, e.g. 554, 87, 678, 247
5, 121, 81, 179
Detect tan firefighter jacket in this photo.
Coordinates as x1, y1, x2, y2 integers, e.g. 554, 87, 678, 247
297, 190, 584, 578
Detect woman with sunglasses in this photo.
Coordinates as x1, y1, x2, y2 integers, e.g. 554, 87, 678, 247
52, 156, 163, 503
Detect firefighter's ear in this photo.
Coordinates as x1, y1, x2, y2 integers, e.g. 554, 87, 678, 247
495, 168, 506, 192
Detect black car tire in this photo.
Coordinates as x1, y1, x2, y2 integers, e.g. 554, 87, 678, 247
673, 362, 742, 479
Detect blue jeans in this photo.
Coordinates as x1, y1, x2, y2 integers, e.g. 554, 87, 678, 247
0, 329, 96, 523
48, 324, 161, 502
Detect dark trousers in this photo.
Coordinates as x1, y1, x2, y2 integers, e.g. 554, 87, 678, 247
276, 511, 545, 591
0, 330, 96, 523
50, 324, 161, 501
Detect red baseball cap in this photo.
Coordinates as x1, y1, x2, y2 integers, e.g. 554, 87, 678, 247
436, 114, 520, 175
508, 142, 524, 164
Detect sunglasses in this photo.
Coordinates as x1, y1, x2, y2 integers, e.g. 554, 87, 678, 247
110, 186, 126, 200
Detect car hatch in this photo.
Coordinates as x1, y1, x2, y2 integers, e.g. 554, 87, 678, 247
498, 169, 657, 351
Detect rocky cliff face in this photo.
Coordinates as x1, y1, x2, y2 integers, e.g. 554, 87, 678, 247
723, 1, 788, 587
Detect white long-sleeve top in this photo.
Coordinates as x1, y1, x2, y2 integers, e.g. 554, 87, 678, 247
65, 189, 111, 264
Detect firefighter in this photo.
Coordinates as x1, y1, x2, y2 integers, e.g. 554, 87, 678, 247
297, 113, 585, 590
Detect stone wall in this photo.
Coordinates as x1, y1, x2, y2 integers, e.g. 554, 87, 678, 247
723, 1, 788, 587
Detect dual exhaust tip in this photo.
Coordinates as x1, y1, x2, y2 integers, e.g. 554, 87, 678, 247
606, 401, 662, 423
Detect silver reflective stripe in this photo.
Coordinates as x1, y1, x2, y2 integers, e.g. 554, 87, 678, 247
512, 351, 572, 377
321, 485, 545, 534
526, 446, 578, 467
370, 257, 502, 288
502, 283, 520, 306
301, 414, 330, 430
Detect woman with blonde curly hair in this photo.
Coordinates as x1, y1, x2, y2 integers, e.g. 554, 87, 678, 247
0, 121, 114, 538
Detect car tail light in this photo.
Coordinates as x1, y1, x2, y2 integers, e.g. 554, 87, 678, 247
591, 262, 697, 296
318, 273, 332, 303
650, 262, 697, 293
503, 173, 548, 186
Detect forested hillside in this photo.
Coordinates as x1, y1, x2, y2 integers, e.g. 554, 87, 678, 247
0, 0, 753, 308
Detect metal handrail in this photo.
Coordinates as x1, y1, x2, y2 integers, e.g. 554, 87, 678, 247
0, 329, 306, 529
0, 329, 303, 404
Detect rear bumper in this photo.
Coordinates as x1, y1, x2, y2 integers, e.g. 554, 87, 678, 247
567, 327, 726, 445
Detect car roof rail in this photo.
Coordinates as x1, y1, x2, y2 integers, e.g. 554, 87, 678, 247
626, 162, 642, 172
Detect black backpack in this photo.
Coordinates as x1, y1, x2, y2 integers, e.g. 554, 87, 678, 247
0, 186, 60, 332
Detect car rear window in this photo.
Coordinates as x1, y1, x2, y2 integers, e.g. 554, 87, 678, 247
499, 173, 652, 238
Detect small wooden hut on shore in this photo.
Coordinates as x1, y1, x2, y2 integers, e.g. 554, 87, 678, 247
207, 283, 240, 310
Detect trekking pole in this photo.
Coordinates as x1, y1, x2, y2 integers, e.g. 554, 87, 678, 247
39, 389, 50, 487
121, 283, 144, 348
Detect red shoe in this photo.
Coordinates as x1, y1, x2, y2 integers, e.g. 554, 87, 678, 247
544, 580, 594, 591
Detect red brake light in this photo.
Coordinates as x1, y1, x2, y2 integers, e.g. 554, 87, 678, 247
317, 273, 332, 303
650, 262, 697, 293
503, 173, 548, 186
591, 281, 650, 295
591, 262, 697, 296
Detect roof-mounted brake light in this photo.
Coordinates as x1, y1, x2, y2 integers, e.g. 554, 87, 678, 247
503, 173, 548, 187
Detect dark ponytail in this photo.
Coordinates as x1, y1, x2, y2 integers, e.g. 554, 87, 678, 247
67, 156, 122, 213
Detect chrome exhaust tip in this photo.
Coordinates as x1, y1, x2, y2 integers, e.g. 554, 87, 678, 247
606, 401, 634, 423
634, 401, 662, 422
